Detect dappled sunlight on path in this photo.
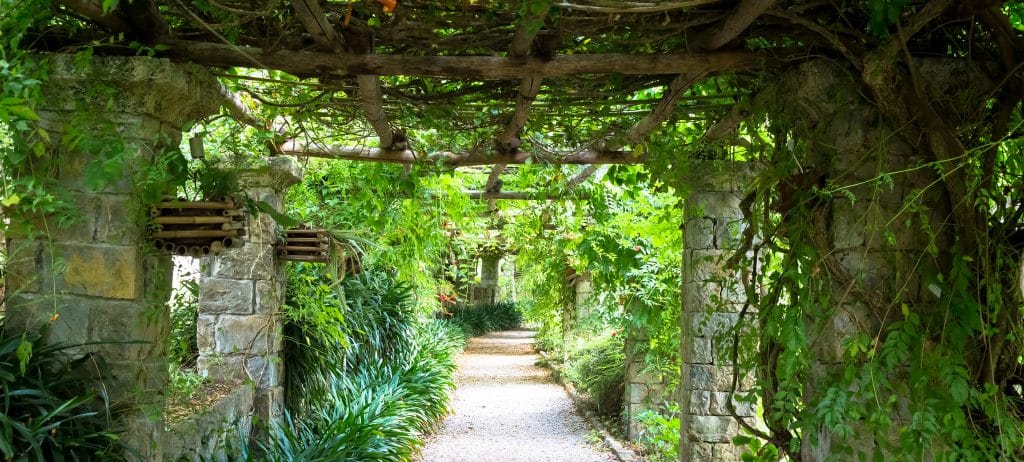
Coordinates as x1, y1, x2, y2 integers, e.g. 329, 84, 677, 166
418, 329, 615, 462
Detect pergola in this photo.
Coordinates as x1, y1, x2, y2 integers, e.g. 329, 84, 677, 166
41, 0, 809, 200
9, 2, 1024, 460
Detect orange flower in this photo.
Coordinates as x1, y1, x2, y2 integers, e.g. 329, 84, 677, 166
377, 0, 396, 13
50, 312, 60, 321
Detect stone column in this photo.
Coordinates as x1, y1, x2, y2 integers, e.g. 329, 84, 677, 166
471, 253, 501, 304
678, 163, 758, 461
197, 156, 301, 425
3, 55, 220, 459
624, 329, 668, 440
774, 60, 956, 462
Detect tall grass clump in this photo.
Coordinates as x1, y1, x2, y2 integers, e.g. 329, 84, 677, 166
0, 326, 122, 460
254, 264, 464, 461
446, 300, 522, 336
564, 333, 625, 418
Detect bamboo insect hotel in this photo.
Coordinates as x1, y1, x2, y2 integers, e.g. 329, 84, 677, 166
149, 197, 247, 257
278, 227, 330, 263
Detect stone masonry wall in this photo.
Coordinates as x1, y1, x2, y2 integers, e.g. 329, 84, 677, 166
773, 60, 957, 462
624, 332, 668, 441
3, 55, 220, 460
164, 383, 254, 462
198, 157, 301, 426
470, 254, 500, 304
678, 163, 758, 461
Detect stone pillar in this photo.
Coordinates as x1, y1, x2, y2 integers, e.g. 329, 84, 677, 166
471, 253, 500, 304
624, 330, 668, 440
678, 164, 758, 461
197, 156, 301, 425
775, 60, 955, 462
3, 55, 220, 459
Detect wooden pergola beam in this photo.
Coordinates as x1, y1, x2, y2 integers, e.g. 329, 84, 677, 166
170, 42, 762, 78
289, 0, 401, 150
466, 191, 565, 200
281, 141, 643, 166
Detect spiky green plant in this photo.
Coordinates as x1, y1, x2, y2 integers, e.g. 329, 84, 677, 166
0, 327, 122, 461
446, 301, 523, 336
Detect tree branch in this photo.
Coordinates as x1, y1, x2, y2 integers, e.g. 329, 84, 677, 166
281, 141, 643, 166
696, 0, 777, 50
168, 41, 763, 78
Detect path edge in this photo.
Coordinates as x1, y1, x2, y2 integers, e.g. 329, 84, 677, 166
537, 350, 639, 462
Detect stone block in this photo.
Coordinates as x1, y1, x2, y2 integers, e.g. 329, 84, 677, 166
245, 354, 284, 389
683, 250, 727, 283
689, 364, 734, 391
5, 239, 42, 293
3, 294, 91, 352
214, 314, 279, 354
686, 312, 739, 338
210, 243, 276, 280
254, 386, 285, 423
89, 299, 164, 361
23, 194, 98, 242
56, 243, 141, 299
686, 441, 716, 460
254, 279, 284, 314
688, 390, 711, 415
684, 217, 715, 250
198, 354, 242, 382
95, 194, 140, 244
682, 337, 713, 365
197, 314, 217, 352
688, 191, 744, 219
688, 415, 737, 443
41, 54, 222, 127
709, 392, 756, 417
712, 442, 745, 460
714, 219, 746, 250
628, 383, 650, 404
200, 277, 254, 314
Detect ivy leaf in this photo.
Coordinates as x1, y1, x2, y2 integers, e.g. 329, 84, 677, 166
16, 337, 32, 375
1, 194, 21, 207
255, 200, 300, 228
6, 105, 40, 121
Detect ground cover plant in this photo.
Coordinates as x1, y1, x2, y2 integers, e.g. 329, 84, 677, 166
0, 326, 122, 461
564, 333, 626, 419
445, 300, 523, 336
233, 265, 465, 461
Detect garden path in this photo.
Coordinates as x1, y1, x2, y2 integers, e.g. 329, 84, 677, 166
418, 329, 616, 462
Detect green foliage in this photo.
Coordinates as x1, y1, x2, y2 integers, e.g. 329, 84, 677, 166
635, 405, 680, 462
283, 265, 416, 413
564, 333, 625, 418
270, 262, 464, 461
0, 326, 122, 460
446, 301, 523, 336
168, 278, 199, 369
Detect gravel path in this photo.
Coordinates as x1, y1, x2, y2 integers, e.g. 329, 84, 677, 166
418, 329, 616, 462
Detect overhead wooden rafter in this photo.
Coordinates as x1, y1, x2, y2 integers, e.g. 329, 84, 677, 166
170, 42, 762, 78
484, 0, 555, 209
289, 0, 403, 150
280, 141, 642, 166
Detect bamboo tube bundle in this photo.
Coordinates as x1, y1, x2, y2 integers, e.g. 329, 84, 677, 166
148, 196, 248, 257
279, 226, 330, 263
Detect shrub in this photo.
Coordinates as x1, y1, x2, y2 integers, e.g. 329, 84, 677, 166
248, 320, 463, 461
635, 405, 680, 462
260, 263, 465, 461
564, 333, 625, 418
0, 326, 122, 461
446, 300, 522, 336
